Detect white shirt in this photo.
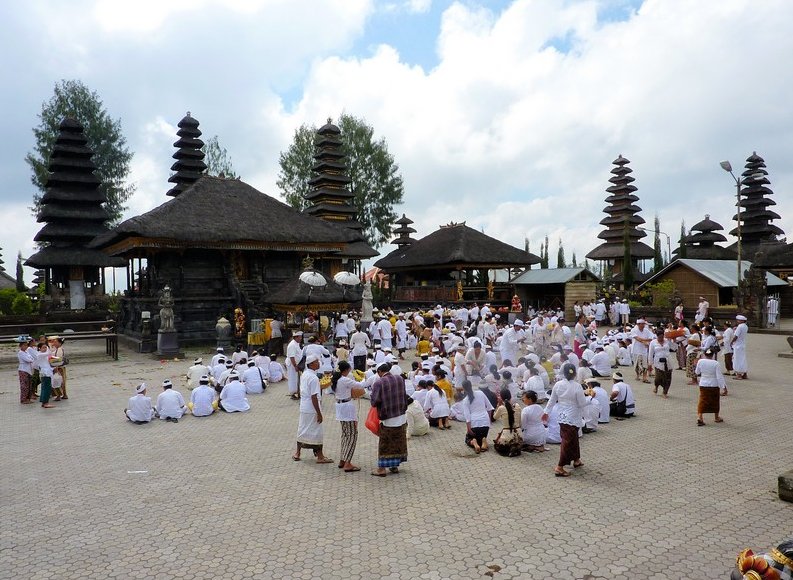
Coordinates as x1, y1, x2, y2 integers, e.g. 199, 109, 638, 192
299, 371, 321, 413
212, 363, 226, 382
286, 340, 303, 368
269, 320, 282, 338
268, 361, 285, 381
721, 327, 734, 354
648, 339, 672, 370
156, 389, 186, 418
377, 319, 393, 341
590, 351, 611, 376
592, 386, 610, 423
220, 380, 250, 412
190, 385, 216, 417
695, 358, 725, 388
544, 379, 587, 427
17, 348, 35, 374
126, 394, 154, 422
36, 350, 54, 378
334, 375, 364, 422
406, 400, 430, 436
733, 323, 748, 348
349, 331, 371, 356
630, 326, 654, 356
423, 388, 451, 418
462, 390, 494, 428
210, 352, 225, 367
186, 364, 210, 389
611, 381, 636, 413
521, 404, 546, 446
242, 365, 266, 393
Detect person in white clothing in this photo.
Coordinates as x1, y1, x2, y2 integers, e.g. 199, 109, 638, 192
219, 371, 250, 413
423, 382, 451, 429
695, 348, 726, 425
630, 319, 654, 383
349, 327, 371, 371
543, 363, 587, 477
211, 357, 227, 383
16, 336, 36, 404
586, 378, 610, 424
619, 300, 630, 325
268, 355, 285, 382
242, 359, 267, 394
125, 383, 155, 423
293, 355, 332, 463
210, 347, 225, 368
286, 331, 304, 399
520, 390, 547, 452
589, 345, 612, 378
500, 320, 525, 367
189, 376, 218, 417
394, 313, 408, 359
731, 315, 749, 380
332, 361, 366, 471
609, 372, 636, 418
377, 316, 393, 349
695, 296, 709, 324
767, 296, 779, 327
186, 357, 211, 390
156, 379, 187, 422
461, 380, 494, 453
406, 397, 430, 437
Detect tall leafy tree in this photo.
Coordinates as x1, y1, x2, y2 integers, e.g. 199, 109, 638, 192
557, 238, 566, 268
16, 252, 25, 292
653, 214, 663, 272
202, 135, 239, 178
277, 113, 404, 248
571, 252, 577, 267
622, 219, 634, 289
679, 219, 688, 259
26, 79, 135, 224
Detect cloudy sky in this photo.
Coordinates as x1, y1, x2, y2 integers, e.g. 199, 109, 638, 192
2, 0, 793, 284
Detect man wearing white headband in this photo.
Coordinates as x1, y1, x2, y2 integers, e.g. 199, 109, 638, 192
186, 357, 211, 390
731, 315, 749, 380
125, 383, 154, 424
156, 379, 187, 422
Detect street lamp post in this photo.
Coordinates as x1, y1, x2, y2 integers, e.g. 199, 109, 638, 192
719, 161, 766, 309
638, 227, 671, 267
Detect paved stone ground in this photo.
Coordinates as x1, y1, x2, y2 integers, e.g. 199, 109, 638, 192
1, 331, 791, 580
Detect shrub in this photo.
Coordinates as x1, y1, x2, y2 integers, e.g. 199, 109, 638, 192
11, 293, 34, 315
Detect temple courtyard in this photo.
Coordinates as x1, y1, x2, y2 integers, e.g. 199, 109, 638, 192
1, 331, 791, 580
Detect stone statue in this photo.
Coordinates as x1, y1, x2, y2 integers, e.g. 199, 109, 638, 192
487, 280, 495, 302
234, 307, 246, 337
361, 282, 374, 324
456, 280, 464, 301
158, 285, 175, 331
216, 315, 232, 348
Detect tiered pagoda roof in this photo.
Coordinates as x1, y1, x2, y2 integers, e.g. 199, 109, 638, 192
391, 214, 417, 248
729, 152, 784, 252
375, 222, 540, 272
166, 113, 207, 197
26, 118, 123, 269
673, 215, 736, 260
304, 119, 361, 230
0, 247, 4, 273
586, 155, 654, 261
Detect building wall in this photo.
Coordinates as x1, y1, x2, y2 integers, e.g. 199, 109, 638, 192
655, 268, 721, 308
564, 282, 598, 320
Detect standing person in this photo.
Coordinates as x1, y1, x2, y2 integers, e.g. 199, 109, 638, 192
16, 336, 36, 404
268, 317, 283, 357
370, 363, 410, 477
331, 361, 365, 472
695, 296, 709, 323
125, 383, 155, 423
619, 299, 630, 325
500, 320, 525, 367
674, 301, 684, 323
695, 348, 726, 426
286, 331, 304, 400
768, 295, 779, 327
648, 329, 673, 398
573, 314, 587, 358
394, 313, 408, 359
721, 321, 734, 386
685, 324, 702, 384
377, 315, 394, 350
35, 342, 56, 409
461, 379, 494, 454
293, 355, 333, 464
50, 336, 68, 399
731, 315, 749, 380
630, 319, 654, 383
543, 363, 586, 477
156, 379, 187, 422
349, 325, 371, 372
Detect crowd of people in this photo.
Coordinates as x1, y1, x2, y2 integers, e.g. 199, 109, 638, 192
15, 334, 68, 408
114, 297, 751, 477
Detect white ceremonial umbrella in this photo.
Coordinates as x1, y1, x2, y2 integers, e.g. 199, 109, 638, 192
333, 271, 360, 286
299, 270, 327, 287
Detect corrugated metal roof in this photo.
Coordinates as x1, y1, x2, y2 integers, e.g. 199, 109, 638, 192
643, 259, 787, 288
510, 267, 600, 285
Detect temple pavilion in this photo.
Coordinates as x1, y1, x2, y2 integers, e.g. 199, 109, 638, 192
91, 114, 375, 347
586, 155, 654, 287
374, 221, 540, 305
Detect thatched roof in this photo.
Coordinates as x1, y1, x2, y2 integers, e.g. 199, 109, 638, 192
266, 270, 362, 311
374, 223, 540, 271
91, 176, 376, 256
27, 246, 125, 268
0, 270, 18, 290
586, 241, 654, 260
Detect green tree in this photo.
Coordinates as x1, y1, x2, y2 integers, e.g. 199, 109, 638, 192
202, 135, 238, 178
16, 252, 25, 292
539, 234, 550, 269
622, 219, 634, 289
571, 252, 577, 267
277, 113, 404, 248
557, 238, 566, 268
679, 220, 687, 259
26, 80, 134, 225
653, 214, 663, 272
